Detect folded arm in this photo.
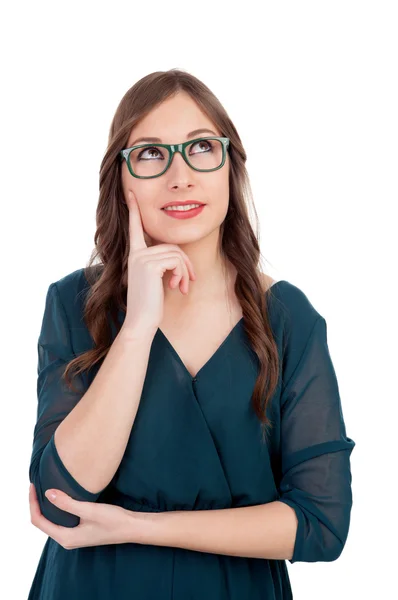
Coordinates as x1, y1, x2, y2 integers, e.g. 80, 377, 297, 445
135, 316, 355, 563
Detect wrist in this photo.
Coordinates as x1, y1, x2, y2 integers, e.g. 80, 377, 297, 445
126, 509, 162, 545
117, 326, 156, 346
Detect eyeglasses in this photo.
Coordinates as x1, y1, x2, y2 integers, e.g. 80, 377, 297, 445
119, 136, 230, 179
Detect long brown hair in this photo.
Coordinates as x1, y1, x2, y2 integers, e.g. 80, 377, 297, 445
63, 68, 281, 442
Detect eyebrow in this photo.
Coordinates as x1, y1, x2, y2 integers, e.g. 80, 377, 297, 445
130, 128, 218, 147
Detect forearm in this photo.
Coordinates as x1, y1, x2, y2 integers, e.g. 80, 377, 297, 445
136, 501, 298, 561
54, 327, 154, 494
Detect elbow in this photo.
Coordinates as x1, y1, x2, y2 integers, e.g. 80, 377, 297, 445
282, 499, 350, 564
303, 525, 348, 564
29, 450, 82, 528
30, 477, 81, 528
305, 528, 348, 563
291, 532, 347, 564
318, 508, 352, 563
322, 537, 345, 562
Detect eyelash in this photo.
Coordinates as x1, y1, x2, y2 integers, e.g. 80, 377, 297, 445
137, 139, 213, 161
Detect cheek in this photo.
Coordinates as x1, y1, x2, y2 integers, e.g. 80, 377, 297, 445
137, 204, 165, 243
211, 178, 230, 214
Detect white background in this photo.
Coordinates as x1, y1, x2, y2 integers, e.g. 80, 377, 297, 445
1, 1, 396, 598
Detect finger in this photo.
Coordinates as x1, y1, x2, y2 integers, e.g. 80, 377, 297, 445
146, 253, 187, 293
171, 254, 190, 294
178, 250, 196, 281
177, 255, 190, 294
45, 489, 92, 520
128, 191, 147, 252
29, 484, 67, 539
169, 264, 185, 292
147, 245, 196, 281
165, 254, 190, 293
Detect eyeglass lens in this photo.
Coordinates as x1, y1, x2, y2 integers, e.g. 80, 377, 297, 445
128, 138, 223, 177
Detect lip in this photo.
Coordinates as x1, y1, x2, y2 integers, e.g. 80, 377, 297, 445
162, 204, 205, 220
161, 200, 206, 209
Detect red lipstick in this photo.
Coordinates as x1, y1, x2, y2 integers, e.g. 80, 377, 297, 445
161, 200, 205, 209
161, 202, 206, 220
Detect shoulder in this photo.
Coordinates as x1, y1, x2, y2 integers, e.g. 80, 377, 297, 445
260, 273, 320, 321
50, 265, 102, 326
54, 265, 102, 295
259, 272, 276, 292
262, 275, 325, 357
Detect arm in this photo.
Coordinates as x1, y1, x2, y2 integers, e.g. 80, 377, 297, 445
29, 281, 154, 527
137, 501, 298, 560
135, 316, 355, 563
276, 316, 356, 563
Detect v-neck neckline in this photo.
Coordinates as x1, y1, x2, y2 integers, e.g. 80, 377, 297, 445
156, 279, 286, 381
156, 317, 244, 381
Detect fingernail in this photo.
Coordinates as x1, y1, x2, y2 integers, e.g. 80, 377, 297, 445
46, 490, 57, 500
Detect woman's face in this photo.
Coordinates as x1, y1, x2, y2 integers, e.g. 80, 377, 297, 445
121, 91, 230, 247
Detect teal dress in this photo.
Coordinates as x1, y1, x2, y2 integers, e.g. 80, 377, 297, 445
28, 268, 355, 600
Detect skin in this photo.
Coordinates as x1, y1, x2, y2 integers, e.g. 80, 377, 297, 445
120, 90, 236, 308
29, 481, 297, 559
28, 94, 297, 557
28, 483, 153, 550
28, 91, 235, 548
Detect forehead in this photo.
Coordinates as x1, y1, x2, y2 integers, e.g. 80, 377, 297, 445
127, 93, 220, 146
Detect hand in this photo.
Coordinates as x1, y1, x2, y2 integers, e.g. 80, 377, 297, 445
122, 190, 196, 337
29, 483, 149, 550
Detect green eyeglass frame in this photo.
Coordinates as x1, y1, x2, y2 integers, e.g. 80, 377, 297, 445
119, 136, 230, 179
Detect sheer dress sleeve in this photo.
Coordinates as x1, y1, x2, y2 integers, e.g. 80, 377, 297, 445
29, 282, 106, 527
277, 315, 356, 563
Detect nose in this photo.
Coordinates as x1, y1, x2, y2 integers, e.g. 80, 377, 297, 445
169, 149, 189, 170
167, 150, 195, 186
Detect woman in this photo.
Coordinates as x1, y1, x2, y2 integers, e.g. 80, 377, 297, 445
27, 68, 355, 599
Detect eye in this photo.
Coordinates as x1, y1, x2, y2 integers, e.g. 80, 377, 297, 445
189, 139, 213, 155
137, 146, 165, 160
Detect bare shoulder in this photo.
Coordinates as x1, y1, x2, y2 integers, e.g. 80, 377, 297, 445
259, 272, 276, 293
